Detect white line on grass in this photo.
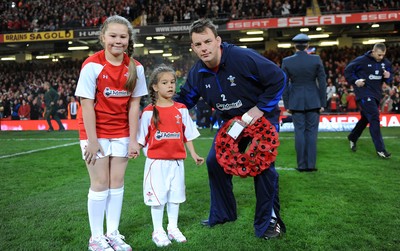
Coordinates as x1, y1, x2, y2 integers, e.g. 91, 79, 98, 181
0, 142, 79, 159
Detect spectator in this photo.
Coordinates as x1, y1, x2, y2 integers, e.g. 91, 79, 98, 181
67, 96, 80, 119
18, 99, 31, 120
30, 96, 42, 120
346, 90, 357, 112
56, 98, 67, 119
11, 99, 21, 120
0, 96, 4, 119
195, 98, 212, 129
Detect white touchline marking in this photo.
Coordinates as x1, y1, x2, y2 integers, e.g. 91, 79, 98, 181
0, 142, 79, 159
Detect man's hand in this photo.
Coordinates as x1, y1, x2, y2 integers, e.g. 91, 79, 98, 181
355, 79, 365, 87
242, 106, 264, 125
383, 69, 390, 79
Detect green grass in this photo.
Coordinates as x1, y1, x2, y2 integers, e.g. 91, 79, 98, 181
1, 128, 399, 250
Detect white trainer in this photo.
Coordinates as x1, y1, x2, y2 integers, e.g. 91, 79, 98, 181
152, 229, 172, 247
88, 235, 114, 251
107, 230, 132, 251
167, 228, 187, 243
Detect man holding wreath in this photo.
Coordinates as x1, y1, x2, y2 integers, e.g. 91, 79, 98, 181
174, 19, 286, 240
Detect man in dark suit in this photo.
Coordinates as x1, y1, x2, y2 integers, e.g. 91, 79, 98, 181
281, 33, 327, 172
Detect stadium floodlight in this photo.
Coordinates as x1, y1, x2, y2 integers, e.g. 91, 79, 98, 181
153, 36, 166, 40
134, 43, 144, 48
308, 34, 330, 39
246, 31, 263, 35
68, 46, 89, 51
277, 43, 292, 48
362, 39, 385, 44
149, 50, 164, 54
1, 57, 16, 61
36, 55, 50, 59
239, 37, 264, 42
162, 53, 172, 57
319, 41, 338, 46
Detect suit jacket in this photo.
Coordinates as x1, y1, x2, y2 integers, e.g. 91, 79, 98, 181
281, 50, 327, 111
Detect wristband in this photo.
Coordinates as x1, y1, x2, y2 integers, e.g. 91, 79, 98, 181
241, 112, 253, 125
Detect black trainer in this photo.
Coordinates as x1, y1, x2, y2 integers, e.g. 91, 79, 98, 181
377, 151, 391, 159
200, 219, 210, 227
263, 218, 282, 240
347, 136, 357, 152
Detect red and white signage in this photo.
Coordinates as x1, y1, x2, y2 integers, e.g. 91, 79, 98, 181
0, 119, 79, 131
227, 11, 400, 30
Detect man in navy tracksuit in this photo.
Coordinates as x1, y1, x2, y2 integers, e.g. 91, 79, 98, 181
174, 19, 286, 240
344, 43, 392, 158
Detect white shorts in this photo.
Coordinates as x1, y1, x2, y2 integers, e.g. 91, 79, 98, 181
143, 158, 186, 206
79, 137, 130, 160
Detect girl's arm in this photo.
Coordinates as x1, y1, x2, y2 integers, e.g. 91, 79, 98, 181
185, 141, 204, 165
128, 96, 141, 159
81, 98, 103, 165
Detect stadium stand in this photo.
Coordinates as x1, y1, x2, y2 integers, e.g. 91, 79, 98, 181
0, 0, 399, 121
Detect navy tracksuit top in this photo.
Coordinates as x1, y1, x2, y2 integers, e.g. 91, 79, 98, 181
175, 42, 286, 125
344, 50, 393, 102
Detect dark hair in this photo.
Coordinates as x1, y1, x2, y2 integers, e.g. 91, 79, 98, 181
100, 15, 137, 93
147, 64, 176, 130
189, 19, 218, 40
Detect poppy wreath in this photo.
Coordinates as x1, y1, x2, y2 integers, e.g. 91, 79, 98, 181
215, 116, 279, 178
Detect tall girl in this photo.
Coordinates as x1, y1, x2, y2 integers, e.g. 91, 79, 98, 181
75, 15, 148, 251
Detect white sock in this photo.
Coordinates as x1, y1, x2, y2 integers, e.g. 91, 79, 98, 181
106, 187, 124, 235
167, 202, 179, 230
88, 189, 109, 238
151, 205, 165, 231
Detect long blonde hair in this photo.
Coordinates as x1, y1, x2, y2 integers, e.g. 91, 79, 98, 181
99, 15, 137, 93
147, 64, 176, 130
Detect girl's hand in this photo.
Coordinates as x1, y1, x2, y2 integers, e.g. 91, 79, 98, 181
128, 141, 141, 159
84, 140, 103, 165
191, 153, 205, 166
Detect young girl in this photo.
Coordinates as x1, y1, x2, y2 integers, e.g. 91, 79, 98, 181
137, 64, 204, 247
74, 15, 148, 251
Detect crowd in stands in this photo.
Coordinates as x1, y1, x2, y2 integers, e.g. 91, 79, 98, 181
1, 44, 399, 121
1, 0, 399, 33
318, 0, 400, 14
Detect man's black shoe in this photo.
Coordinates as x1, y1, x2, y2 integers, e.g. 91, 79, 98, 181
200, 219, 210, 227
295, 168, 307, 172
377, 150, 391, 159
347, 136, 357, 152
307, 168, 318, 172
47, 128, 54, 132
263, 218, 282, 240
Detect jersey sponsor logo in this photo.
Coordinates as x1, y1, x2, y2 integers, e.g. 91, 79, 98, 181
103, 87, 130, 98
216, 100, 242, 111
227, 75, 236, 86
155, 131, 181, 140
205, 84, 211, 88
368, 74, 382, 80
